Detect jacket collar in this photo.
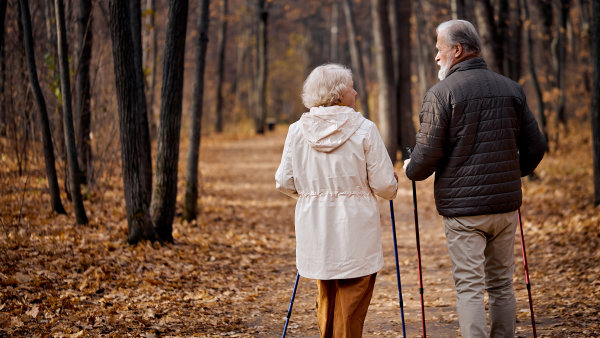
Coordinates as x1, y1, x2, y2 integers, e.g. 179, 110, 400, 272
445, 57, 488, 78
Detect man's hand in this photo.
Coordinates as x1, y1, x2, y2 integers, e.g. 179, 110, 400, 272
403, 159, 411, 171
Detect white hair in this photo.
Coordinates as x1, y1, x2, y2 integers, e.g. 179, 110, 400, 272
301, 64, 353, 109
437, 19, 482, 54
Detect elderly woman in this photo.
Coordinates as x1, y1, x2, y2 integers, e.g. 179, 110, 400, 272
275, 63, 398, 337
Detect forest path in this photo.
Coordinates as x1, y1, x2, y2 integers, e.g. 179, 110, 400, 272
1, 126, 562, 337
199, 126, 546, 337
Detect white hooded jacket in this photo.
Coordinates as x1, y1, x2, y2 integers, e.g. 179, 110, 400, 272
275, 105, 398, 279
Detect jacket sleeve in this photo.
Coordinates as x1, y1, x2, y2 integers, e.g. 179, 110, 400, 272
275, 124, 298, 199
365, 123, 398, 200
406, 90, 449, 181
518, 97, 547, 176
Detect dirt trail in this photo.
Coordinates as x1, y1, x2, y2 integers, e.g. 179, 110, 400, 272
201, 127, 547, 337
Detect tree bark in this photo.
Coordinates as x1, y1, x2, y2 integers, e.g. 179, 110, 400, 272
129, 0, 153, 200
183, 0, 210, 222
505, 0, 523, 81
150, 0, 188, 243
254, 0, 268, 134
330, 2, 338, 61
0, 0, 6, 57
341, 0, 369, 119
391, 0, 414, 160
214, 0, 227, 133
143, 0, 157, 138
414, 1, 432, 100
1, 0, 7, 134
523, 0, 548, 144
19, 0, 67, 215
556, 0, 570, 126
55, 0, 88, 225
109, 0, 156, 243
371, 0, 397, 163
75, 0, 93, 186
592, 0, 600, 205
474, 0, 503, 74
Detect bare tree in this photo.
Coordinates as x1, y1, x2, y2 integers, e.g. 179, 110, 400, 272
1, 0, 7, 133
143, 0, 158, 137
214, 0, 228, 133
253, 0, 268, 134
390, 0, 414, 160
592, 0, 600, 205
556, 0, 570, 126
341, 0, 369, 119
414, 1, 433, 100
371, 0, 397, 163
150, 0, 189, 243
75, 0, 93, 186
109, 0, 156, 243
184, 0, 210, 222
522, 0, 548, 143
19, 0, 66, 215
55, 0, 88, 225
129, 0, 153, 197
330, 1, 339, 61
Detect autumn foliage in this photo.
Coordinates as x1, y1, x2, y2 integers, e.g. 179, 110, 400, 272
1, 123, 599, 336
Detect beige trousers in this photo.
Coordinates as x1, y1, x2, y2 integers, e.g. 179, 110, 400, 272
316, 273, 376, 338
444, 211, 518, 338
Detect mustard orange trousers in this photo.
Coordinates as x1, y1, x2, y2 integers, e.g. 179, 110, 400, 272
316, 273, 377, 338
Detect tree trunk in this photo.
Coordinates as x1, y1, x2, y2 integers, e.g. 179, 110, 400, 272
109, 0, 156, 244
214, 0, 227, 133
55, 0, 88, 225
451, 0, 465, 19
150, 0, 188, 243
75, 0, 93, 186
0, 0, 6, 57
143, 0, 157, 138
505, 0, 523, 81
474, 0, 503, 74
184, 0, 210, 222
254, 0, 268, 134
414, 1, 432, 100
523, 0, 548, 144
330, 2, 338, 61
129, 0, 153, 200
556, 0, 570, 126
391, 0, 414, 160
341, 0, 369, 119
1, 0, 7, 134
592, 0, 600, 205
19, 0, 67, 215
371, 0, 397, 164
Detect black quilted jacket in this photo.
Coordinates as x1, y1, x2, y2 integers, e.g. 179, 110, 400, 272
406, 57, 547, 217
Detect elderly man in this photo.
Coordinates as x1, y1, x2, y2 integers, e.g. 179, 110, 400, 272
404, 20, 546, 337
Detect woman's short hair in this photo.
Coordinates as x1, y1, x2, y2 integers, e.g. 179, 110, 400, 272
437, 20, 481, 54
301, 64, 353, 109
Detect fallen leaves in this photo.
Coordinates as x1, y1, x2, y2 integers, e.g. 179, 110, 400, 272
1, 124, 599, 336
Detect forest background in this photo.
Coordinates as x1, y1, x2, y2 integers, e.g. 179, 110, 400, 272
1, 0, 599, 336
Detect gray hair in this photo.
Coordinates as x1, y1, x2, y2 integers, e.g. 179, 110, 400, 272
436, 20, 481, 54
301, 64, 353, 109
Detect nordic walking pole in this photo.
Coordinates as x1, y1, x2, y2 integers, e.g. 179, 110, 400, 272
389, 200, 407, 338
412, 180, 426, 337
282, 272, 300, 338
517, 208, 537, 338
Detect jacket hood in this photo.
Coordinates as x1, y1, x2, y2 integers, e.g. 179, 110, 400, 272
299, 106, 365, 153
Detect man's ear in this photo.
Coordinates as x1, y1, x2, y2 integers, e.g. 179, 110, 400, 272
454, 43, 464, 58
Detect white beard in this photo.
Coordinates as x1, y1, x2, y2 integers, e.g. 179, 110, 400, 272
437, 50, 455, 81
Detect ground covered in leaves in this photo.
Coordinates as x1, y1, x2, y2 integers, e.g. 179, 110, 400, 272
1, 123, 599, 337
